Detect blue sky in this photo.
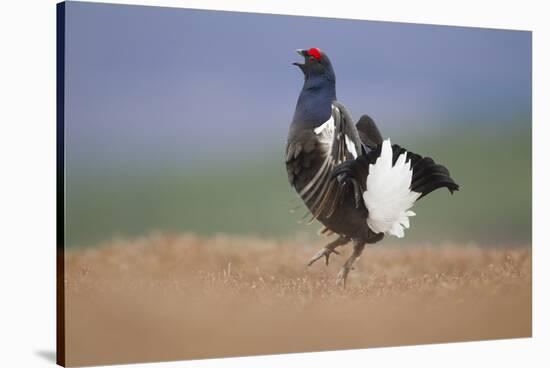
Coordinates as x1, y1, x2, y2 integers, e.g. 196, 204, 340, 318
65, 1, 531, 168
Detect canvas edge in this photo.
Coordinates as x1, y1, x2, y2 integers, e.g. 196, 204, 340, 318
56, 2, 66, 367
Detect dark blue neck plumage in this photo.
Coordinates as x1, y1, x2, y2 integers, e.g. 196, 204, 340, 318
293, 74, 337, 127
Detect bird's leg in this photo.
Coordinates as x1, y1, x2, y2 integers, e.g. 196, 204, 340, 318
336, 240, 366, 287
307, 236, 349, 266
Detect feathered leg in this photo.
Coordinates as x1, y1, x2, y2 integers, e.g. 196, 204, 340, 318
307, 235, 349, 266
336, 239, 366, 287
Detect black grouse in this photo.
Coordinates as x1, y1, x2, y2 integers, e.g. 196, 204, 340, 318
286, 47, 459, 285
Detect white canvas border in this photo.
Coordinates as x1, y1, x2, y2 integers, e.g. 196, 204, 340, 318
0, 0, 547, 367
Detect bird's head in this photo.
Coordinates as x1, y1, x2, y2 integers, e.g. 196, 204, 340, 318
293, 47, 335, 82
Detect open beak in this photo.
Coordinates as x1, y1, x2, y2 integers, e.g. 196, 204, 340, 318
293, 49, 307, 71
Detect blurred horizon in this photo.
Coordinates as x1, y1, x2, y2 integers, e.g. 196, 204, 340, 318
64, 2, 532, 248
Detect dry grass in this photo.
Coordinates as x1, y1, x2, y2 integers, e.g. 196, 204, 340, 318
64, 233, 531, 366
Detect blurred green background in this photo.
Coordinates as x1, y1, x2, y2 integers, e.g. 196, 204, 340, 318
66, 127, 531, 248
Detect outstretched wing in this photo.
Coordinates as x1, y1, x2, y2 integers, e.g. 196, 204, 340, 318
291, 102, 363, 222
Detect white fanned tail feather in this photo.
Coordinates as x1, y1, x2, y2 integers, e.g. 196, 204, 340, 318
363, 139, 421, 238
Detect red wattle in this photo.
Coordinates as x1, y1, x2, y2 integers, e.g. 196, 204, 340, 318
308, 47, 321, 59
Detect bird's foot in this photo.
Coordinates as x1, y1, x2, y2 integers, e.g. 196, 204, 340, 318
307, 247, 340, 266
307, 236, 349, 267
336, 265, 354, 288
335, 240, 366, 288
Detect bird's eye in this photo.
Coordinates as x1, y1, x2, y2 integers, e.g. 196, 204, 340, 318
308, 56, 316, 62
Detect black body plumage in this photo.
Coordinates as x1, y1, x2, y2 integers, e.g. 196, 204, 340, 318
285, 48, 459, 284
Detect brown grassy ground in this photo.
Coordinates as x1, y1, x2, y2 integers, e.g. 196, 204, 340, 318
64, 233, 532, 366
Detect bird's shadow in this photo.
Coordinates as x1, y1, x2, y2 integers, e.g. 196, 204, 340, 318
35, 350, 56, 364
